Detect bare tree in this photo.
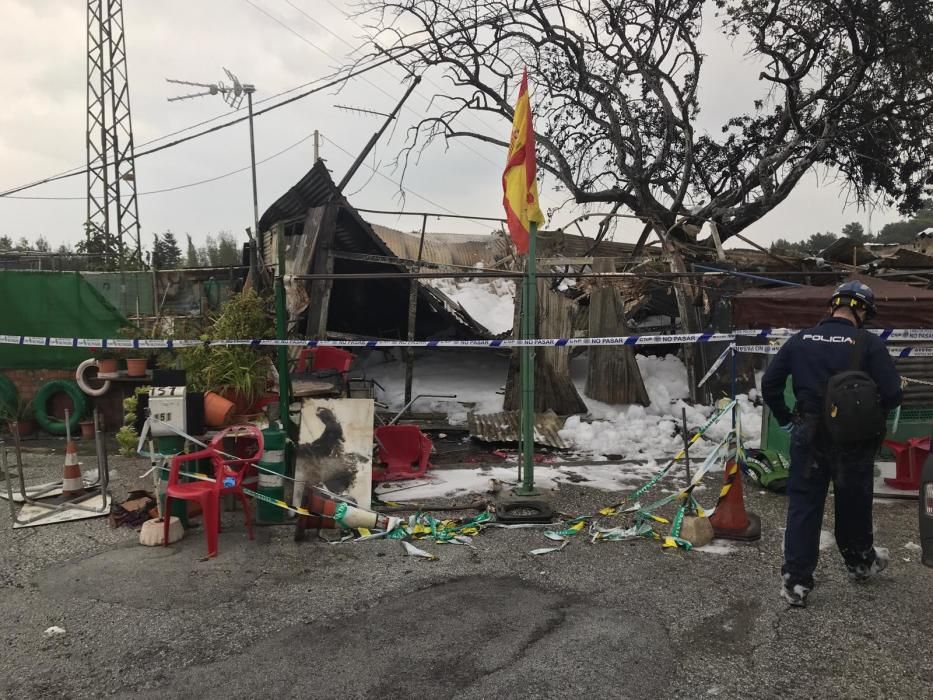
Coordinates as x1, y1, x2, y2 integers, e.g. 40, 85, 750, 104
360, 0, 933, 243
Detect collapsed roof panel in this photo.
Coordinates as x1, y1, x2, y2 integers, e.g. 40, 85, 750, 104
259, 161, 495, 340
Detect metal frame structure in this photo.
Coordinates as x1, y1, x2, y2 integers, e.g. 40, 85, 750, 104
86, 0, 142, 268
3, 410, 111, 528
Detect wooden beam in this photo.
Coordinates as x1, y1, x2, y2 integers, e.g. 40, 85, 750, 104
304, 203, 339, 339
405, 215, 429, 405
709, 222, 727, 261
585, 258, 649, 406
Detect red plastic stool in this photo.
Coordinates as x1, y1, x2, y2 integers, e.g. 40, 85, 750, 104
883, 437, 931, 490
373, 425, 433, 482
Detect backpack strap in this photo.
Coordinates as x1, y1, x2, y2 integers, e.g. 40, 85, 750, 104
848, 330, 868, 371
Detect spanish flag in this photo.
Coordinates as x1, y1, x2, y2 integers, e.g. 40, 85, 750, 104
502, 69, 545, 255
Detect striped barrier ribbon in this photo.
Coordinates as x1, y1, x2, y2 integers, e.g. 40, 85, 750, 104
597, 399, 736, 517
734, 328, 933, 341
698, 344, 735, 387
733, 343, 933, 358
6, 328, 933, 350
0, 332, 735, 349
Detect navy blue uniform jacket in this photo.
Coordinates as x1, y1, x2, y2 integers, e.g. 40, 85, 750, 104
761, 317, 903, 426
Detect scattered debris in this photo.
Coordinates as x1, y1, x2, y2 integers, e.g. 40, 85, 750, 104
401, 541, 437, 560
695, 541, 739, 555
109, 490, 158, 529
468, 409, 568, 449
530, 542, 568, 555
43, 626, 66, 637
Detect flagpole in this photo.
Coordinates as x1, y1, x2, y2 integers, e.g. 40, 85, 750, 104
517, 220, 538, 496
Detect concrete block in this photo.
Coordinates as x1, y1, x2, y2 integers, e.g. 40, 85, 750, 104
681, 515, 714, 547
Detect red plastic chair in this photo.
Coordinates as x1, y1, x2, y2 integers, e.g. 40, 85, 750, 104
373, 425, 433, 482
163, 425, 264, 558
163, 448, 226, 558
210, 424, 264, 521
882, 436, 931, 490
297, 347, 354, 376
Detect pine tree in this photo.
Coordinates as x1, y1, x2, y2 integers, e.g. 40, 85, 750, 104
199, 232, 241, 267
161, 232, 182, 269
185, 234, 200, 268
153, 231, 182, 269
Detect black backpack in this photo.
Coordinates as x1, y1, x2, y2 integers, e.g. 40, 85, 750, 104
823, 331, 886, 444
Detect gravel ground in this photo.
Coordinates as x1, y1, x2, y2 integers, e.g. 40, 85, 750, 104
0, 439, 931, 699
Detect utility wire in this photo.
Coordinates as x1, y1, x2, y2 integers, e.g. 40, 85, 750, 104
0, 1, 536, 200
0, 53, 401, 199
319, 134, 457, 214
310, 0, 507, 139
251, 0, 502, 170
2, 129, 319, 201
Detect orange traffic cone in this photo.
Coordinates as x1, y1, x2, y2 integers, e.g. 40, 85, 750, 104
61, 411, 84, 498
709, 448, 761, 541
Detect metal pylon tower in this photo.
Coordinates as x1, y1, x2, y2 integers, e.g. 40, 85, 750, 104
86, 0, 141, 268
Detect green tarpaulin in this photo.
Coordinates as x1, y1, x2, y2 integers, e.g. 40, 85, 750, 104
0, 271, 128, 369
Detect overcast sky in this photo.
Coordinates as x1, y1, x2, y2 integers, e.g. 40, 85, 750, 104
0, 0, 904, 252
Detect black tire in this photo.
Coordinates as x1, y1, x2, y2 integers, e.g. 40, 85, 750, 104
34, 380, 87, 436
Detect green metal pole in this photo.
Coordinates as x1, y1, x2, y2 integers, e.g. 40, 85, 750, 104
274, 224, 290, 440
517, 221, 538, 496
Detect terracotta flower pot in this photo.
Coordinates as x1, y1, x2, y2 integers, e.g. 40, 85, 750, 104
218, 389, 252, 416
79, 420, 95, 440
125, 357, 148, 377
204, 391, 236, 428
10, 420, 37, 438
97, 358, 119, 377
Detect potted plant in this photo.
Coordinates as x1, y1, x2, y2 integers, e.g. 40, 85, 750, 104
79, 415, 96, 440
181, 290, 273, 425
117, 326, 148, 377
2, 398, 36, 438
93, 347, 120, 378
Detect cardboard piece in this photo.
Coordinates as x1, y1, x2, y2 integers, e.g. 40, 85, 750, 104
12, 494, 110, 529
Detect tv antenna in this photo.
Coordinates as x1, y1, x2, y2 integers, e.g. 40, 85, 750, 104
166, 69, 260, 239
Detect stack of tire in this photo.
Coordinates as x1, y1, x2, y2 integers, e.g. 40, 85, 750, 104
33, 380, 87, 436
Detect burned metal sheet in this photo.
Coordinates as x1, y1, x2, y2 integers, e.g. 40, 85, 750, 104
468, 410, 568, 449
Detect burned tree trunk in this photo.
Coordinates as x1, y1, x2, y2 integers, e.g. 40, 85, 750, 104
664, 240, 707, 403
585, 258, 649, 406
504, 271, 588, 415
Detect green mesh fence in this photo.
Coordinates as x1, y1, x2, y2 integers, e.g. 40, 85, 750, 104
0, 271, 127, 369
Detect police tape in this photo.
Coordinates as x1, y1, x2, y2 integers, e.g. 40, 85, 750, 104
7, 328, 933, 350
732, 343, 933, 358
0, 332, 735, 349
734, 328, 933, 341
596, 399, 736, 517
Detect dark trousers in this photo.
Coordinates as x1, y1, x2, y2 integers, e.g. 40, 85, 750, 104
782, 421, 877, 588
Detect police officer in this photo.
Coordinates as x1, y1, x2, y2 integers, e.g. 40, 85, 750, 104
761, 281, 902, 607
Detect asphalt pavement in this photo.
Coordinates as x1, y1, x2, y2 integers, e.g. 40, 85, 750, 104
1, 443, 931, 699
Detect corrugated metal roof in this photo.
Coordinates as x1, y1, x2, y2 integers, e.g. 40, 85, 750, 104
257, 161, 494, 339
536, 230, 649, 259
259, 160, 336, 233
371, 225, 509, 268
468, 410, 568, 449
